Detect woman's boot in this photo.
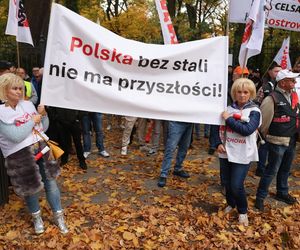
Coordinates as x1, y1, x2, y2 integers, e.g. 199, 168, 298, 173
53, 210, 69, 234
31, 210, 44, 234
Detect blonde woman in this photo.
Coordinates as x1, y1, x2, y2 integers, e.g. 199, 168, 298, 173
212, 78, 261, 226
0, 73, 68, 234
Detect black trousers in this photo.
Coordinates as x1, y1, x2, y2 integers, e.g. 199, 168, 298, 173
58, 121, 85, 163
0, 150, 9, 206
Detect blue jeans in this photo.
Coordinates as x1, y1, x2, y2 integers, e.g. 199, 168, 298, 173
24, 160, 62, 213
219, 158, 250, 214
82, 112, 105, 152
194, 124, 210, 138
160, 121, 193, 178
256, 137, 296, 199
194, 124, 200, 138
257, 142, 269, 172
204, 124, 210, 137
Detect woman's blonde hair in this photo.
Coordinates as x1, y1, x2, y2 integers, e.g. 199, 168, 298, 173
0, 73, 24, 101
231, 77, 256, 102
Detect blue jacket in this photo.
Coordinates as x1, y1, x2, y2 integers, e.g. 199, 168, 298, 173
210, 101, 261, 148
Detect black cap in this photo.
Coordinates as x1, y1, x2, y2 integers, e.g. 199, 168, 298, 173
253, 68, 260, 73
0, 61, 10, 70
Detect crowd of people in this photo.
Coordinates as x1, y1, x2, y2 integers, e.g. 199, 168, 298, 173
0, 57, 300, 233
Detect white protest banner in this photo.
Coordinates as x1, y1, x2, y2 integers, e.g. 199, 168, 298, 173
229, 0, 300, 32
265, 0, 300, 32
41, 4, 228, 125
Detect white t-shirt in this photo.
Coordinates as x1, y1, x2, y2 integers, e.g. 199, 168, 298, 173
0, 100, 48, 157
218, 105, 261, 164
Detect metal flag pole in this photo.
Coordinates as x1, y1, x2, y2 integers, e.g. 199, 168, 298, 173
16, 41, 20, 68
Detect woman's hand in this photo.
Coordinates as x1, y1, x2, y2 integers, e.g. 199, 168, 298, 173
32, 114, 42, 124
37, 105, 47, 116
217, 144, 226, 154
222, 111, 230, 120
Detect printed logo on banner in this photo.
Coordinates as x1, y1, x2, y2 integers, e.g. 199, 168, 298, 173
266, 0, 300, 32
17, 0, 29, 27
230, 0, 300, 32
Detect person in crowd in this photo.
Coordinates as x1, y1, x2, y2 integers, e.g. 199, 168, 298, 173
81, 112, 109, 158
194, 124, 210, 139
157, 121, 193, 187
255, 69, 300, 211
248, 68, 262, 90
106, 114, 124, 131
210, 66, 250, 194
31, 67, 43, 105
228, 65, 233, 82
0, 61, 10, 76
121, 117, 147, 155
293, 57, 300, 73
212, 78, 261, 226
7, 62, 16, 74
147, 119, 168, 156
0, 73, 68, 234
16, 67, 38, 105
254, 63, 282, 177
293, 57, 300, 98
255, 62, 281, 105
51, 107, 87, 169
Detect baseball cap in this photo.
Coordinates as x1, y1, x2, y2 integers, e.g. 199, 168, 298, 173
276, 69, 300, 82
233, 66, 249, 75
0, 61, 10, 70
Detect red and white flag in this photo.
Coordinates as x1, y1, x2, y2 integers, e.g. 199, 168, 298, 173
5, 0, 34, 46
273, 37, 292, 70
155, 0, 178, 44
238, 0, 265, 68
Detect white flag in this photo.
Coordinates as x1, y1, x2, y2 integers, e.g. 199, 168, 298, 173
238, 0, 265, 68
273, 37, 292, 70
5, 0, 34, 46
155, 0, 178, 44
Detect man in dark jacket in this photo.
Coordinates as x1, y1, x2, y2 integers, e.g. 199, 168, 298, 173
255, 69, 300, 211
48, 107, 87, 170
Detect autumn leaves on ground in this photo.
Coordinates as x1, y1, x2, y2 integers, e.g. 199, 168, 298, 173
1, 121, 300, 249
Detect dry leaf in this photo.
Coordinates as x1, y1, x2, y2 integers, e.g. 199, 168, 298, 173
123, 231, 135, 241
46, 238, 57, 249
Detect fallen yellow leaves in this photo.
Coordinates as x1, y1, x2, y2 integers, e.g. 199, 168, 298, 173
4, 230, 20, 240
122, 231, 139, 247
1, 128, 300, 249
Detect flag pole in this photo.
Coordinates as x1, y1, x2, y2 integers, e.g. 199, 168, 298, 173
16, 41, 20, 68
241, 48, 248, 77
226, 2, 230, 37
260, 60, 275, 80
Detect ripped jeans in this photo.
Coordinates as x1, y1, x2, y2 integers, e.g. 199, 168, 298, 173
24, 159, 62, 213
